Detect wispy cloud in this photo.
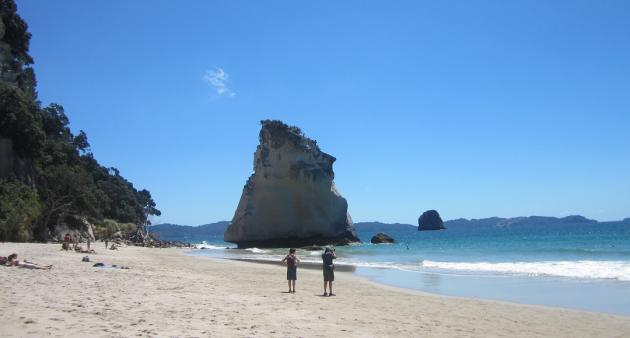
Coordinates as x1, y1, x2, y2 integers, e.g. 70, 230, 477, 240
203, 67, 235, 98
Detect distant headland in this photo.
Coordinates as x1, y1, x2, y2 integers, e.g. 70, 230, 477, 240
149, 215, 629, 242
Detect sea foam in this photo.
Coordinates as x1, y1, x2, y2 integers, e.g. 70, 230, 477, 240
421, 260, 630, 281
195, 241, 229, 250
245, 247, 268, 254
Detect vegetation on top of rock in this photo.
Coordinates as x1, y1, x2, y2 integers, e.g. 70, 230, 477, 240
260, 120, 303, 137
0, 0, 160, 242
259, 119, 321, 153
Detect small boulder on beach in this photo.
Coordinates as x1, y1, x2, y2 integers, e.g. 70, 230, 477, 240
371, 232, 395, 244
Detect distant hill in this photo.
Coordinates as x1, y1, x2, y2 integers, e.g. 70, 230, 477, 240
445, 215, 597, 228
150, 216, 626, 242
149, 221, 230, 242
356, 216, 600, 232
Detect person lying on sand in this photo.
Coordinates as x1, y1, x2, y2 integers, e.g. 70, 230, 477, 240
5, 253, 52, 270
74, 246, 96, 254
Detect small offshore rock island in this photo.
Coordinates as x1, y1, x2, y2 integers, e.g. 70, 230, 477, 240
224, 120, 360, 248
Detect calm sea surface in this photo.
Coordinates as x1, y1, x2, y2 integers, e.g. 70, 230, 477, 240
186, 221, 630, 315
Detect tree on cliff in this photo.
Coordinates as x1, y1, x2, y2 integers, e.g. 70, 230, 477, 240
0, 178, 41, 241
0, 0, 160, 241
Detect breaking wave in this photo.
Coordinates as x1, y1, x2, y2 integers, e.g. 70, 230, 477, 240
421, 260, 630, 281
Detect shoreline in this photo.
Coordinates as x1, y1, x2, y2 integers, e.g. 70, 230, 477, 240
187, 247, 630, 316
2, 242, 630, 337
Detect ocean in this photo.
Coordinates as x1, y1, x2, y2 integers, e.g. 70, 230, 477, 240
186, 221, 630, 315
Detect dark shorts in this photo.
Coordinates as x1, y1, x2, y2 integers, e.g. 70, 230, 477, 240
323, 266, 334, 281
287, 266, 297, 280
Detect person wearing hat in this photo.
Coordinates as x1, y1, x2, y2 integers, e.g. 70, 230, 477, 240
322, 247, 336, 296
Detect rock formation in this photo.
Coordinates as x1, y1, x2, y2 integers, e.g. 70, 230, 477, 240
418, 210, 445, 231
224, 120, 359, 248
49, 215, 95, 242
370, 232, 395, 244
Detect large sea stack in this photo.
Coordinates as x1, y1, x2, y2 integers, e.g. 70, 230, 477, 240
224, 120, 359, 248
418, 210, 445, 231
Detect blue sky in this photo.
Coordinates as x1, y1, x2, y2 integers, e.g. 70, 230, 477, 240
18, 0, 630, 224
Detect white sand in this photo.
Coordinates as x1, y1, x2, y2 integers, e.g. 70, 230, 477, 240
1, 243, 629, 337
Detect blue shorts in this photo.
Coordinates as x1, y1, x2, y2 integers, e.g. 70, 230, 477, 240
287, 266, 297, 280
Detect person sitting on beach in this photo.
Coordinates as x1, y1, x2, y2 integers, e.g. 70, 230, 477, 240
5, 253, 52, 270
322, 247, 336, 296
281, 248, 300, 293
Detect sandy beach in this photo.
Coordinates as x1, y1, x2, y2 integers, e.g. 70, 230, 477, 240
1, 243, 629, 338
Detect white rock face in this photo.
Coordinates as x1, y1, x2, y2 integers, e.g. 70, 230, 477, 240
225, 120, 359, 248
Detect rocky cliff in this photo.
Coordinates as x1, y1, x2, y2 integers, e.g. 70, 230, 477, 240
224, 120, 359, 248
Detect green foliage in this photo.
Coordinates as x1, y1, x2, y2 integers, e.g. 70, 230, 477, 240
0, 0, 33, 65
0, 0, 36, 99
36, 164, 102, 229
0, 82, 44, 157
0, 0, 161, 241
92, 219, 137, 240
0, 178, 41, 241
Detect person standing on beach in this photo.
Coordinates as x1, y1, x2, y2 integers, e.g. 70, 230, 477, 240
322, 247, 336, 296
281, 248, 300, 293
62, 233, 71, 251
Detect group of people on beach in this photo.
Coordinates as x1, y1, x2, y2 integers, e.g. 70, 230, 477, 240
62, 233, 96, 253
281, 247, 337, 296
2, 235, 98, 270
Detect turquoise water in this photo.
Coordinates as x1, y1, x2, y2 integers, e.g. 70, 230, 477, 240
187, 221, 630, 315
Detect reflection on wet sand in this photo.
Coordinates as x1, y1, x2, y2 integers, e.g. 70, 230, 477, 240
234, 258, 357, 272
420, 271, 442, 290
